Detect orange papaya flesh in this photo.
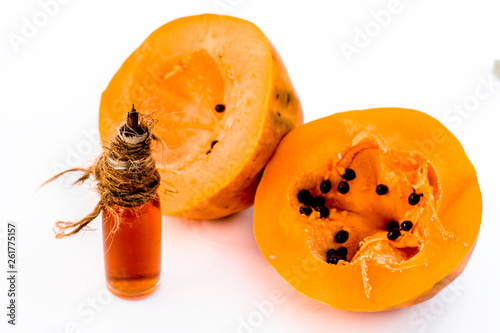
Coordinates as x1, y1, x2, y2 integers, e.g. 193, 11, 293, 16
99, 14, 303, 219
254, 108, 481, 311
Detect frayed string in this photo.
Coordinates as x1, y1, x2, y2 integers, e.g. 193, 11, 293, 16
42, 109, 161, 239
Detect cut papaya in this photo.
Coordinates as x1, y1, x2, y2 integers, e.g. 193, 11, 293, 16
254, 108, 482, 311
99, 14, 303, 219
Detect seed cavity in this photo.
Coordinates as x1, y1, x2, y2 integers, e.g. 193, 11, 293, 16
408, 192, 422, 205
342, 168, 356, 181
386, 221, 400, 231
335, 230, 349, 244
376, 184, 388, 195
401, 221, 413, 231
387, 229, 401, 241
215, 104, 226, 112
320, 180, 332, 194
338, 181, 349, 194
292, 141, 439, 271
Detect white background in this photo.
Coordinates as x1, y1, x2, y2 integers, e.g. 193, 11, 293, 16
1, 0, 500, 332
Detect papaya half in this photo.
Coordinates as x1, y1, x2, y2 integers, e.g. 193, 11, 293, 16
99, 14, 303, 219
254, 108, 482, 311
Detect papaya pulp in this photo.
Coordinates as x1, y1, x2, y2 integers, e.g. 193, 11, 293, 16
99, 14, 303, 219
254, 108, 482, 311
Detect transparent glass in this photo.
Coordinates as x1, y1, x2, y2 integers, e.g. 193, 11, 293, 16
102, 195, 161, 300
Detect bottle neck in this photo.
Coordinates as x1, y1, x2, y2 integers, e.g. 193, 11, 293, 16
106, 155, 155, 171
106, 118, 154, 171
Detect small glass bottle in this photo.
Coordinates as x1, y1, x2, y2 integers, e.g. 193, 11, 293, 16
102, 196, 161, 299
101, 106, 161, 300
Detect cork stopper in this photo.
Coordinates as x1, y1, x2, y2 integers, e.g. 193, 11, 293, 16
119, 104, 148, 145
107, 105, 154, 170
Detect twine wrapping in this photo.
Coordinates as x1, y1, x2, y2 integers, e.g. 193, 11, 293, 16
42, 108, 161, 239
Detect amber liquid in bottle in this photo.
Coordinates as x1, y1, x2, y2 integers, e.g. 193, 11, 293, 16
102, 195, 161, 300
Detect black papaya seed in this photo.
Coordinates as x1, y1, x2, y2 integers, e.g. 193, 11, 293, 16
335, 230, 349, 244
408, 192, 421, 205
320, 180, 332, 194
338, 181, 349, 194
387, 221, 400, 231
342, 169, 356, 181
401, 221, 413, 231
299, 206, 312, 216
376, 184, 388, 195
387, 229, 401, 240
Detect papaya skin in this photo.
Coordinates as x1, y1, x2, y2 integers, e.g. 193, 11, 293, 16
254, 108, 482, 311
99, 14, 302, 219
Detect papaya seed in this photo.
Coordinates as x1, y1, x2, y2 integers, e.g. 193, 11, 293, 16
376, 184, 388, 195
342, 168, 356, 181
408, 192, 421, 205
336, 247, 348, 257
387, 229, 401, 240
326, 256, 340, 265
312, 196, 326, 208
320, 180, 332, 194
319, 206, 330, 218
299, 206, 312, 216
338, 181, 349, 194
298, 190, 313, 205
327, 249, 336, 257
387, 221, 400, 231
335, 230, 349, 244
215, 104, 226, 112
326, 247, 347, 264
401, 221, 413, 231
